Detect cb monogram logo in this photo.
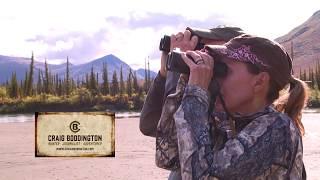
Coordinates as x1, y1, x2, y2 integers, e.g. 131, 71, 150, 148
70, 121, 80, 133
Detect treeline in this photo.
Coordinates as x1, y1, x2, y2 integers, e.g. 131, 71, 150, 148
297, 59, 320, 107
1, 53, 154, 112
298, 60, 320, 90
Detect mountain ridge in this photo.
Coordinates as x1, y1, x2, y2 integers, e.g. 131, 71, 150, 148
275, 10, 320, 73
0, 54, 156, 84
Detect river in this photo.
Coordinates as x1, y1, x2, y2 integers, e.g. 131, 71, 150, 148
0, 111, 141, 123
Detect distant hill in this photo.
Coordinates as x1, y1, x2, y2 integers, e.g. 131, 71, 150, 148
0, 55, 64, 83
136, 68, 158, 80
0, 54, 156, 84
276, 10, 320, 74
57, 54, 134, 83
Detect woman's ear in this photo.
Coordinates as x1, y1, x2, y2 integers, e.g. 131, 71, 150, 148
253, 72, 270, 93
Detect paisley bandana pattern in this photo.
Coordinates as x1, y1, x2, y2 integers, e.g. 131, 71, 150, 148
210, 45, 270, 68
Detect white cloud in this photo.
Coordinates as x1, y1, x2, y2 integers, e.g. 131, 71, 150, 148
53, 40, 74, 52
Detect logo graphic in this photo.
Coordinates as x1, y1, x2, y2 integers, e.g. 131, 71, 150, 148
35, 112, 115, 157
70, 121, 80, 133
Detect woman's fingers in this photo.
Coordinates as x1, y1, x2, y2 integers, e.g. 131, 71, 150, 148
181, 50, 215, 90
181, 51, 195, 68
187, 51, 203, 64
198, 51, 214, 68
175, 32, 184, 41
181, 50, 214, 70
190, 36, 198, 49
183, 30, 192, 42
170, 30, 198, 51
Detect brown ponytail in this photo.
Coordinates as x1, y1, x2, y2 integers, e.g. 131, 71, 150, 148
273, 77, 310, 135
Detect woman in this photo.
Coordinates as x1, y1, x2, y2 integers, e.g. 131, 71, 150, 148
156, 34, 308, 179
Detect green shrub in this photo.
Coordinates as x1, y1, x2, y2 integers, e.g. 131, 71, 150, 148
0, 86, 6, 101
72, 88, 93, 105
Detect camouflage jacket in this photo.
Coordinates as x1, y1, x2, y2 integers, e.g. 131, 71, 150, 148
140, 71, 180, 137
156, 76, 305, 180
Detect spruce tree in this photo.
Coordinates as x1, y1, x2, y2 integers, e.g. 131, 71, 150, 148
144, 59, 148, 93
102, 63, 110, 95
309, 66, 315, 89
37, 69, 42, 95
85, 73, 90, 89
89, 66, 97, 91
19, 80, 23, 98
26, 52, 34, 96
23, 71, 28, 97
66, 56, 71, 96
52, 73, 56, 95
96, 72, 100, 94
58, 79, 63, 96
49, 72, 54, 94
127, 69, 133, 97
133, 71, 139, 94
55, 74, 59, 95
96, 72, 99, 85
5, 80, 9, 97
111, 70, 119, 96
61, 79, 65, 95
44, 60, 50, 94
120, 66, 125, 95
77, 77, 80, 89
70, 78, 74, 91
8, 72, 19, 98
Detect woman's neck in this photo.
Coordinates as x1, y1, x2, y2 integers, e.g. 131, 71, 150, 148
233, 98, 269, 116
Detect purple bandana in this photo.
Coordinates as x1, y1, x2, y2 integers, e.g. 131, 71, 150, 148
210, 45, 269, 68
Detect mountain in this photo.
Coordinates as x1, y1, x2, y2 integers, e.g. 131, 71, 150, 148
0, 54, 157, 84
57, 54, 134, 83
59, 54, 157, 82
275, 10, 320, 74
0, 55, 64, 83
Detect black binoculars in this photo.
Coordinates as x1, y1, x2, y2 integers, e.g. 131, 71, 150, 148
166, 50, 228, 78
159, 27, 205, 53
166, 50, 225, 108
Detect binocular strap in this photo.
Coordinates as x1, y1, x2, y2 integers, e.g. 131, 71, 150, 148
209, 81, 236, 138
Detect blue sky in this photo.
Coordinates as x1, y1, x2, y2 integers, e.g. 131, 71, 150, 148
1, 0, 320, 71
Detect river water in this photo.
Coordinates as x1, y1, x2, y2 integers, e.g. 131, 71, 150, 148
0, 112, 141, 123
0, 109, 319, 123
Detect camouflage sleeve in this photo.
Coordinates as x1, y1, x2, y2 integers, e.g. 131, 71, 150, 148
155, 93, 180, 170
155, 75, 188, 170
140, 72, 166, 137
174, 85, 295, 179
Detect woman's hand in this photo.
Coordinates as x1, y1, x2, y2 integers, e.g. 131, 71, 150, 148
181, 50, 214, 90
160, 30, 198, 77
170, 30, 198, 52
